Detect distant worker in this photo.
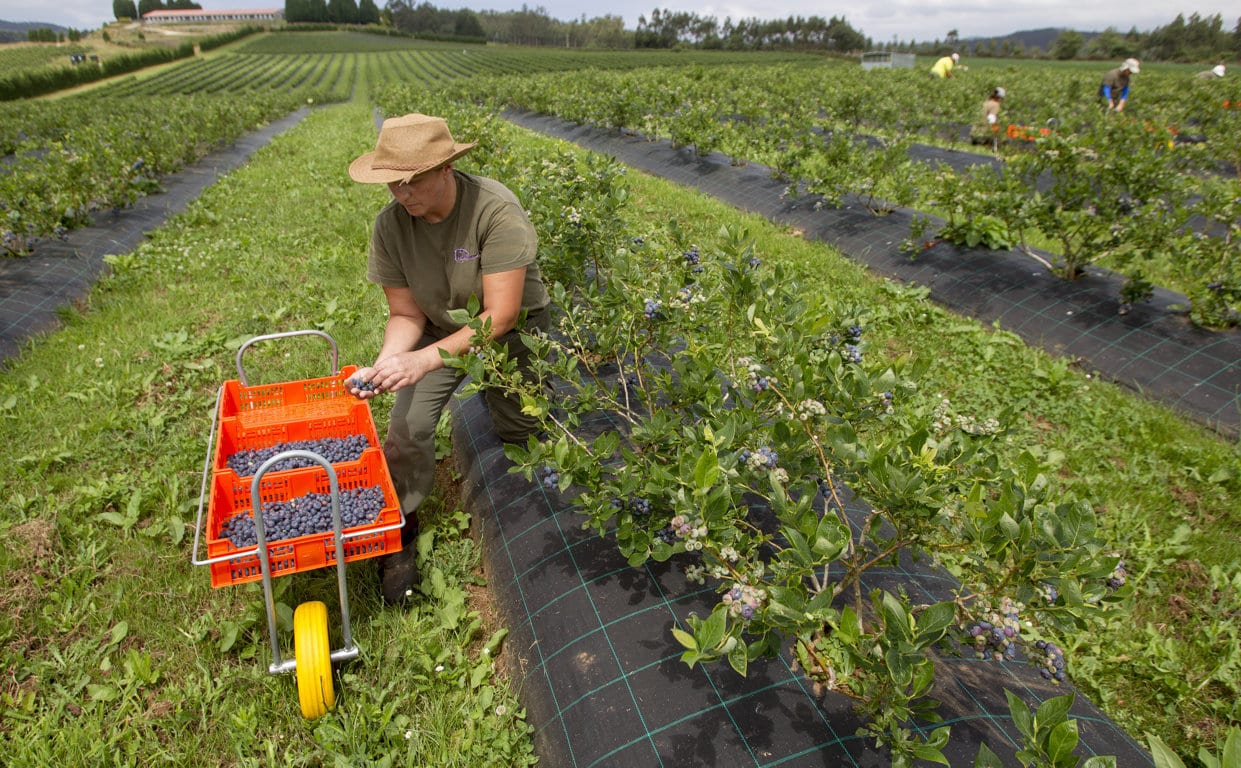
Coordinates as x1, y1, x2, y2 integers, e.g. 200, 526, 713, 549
983, 86, 1005, 126
971, 87, 1005, 145
931, 52, 959, 79
1195, 64, 1226, 80
1100, 58, 1140, 112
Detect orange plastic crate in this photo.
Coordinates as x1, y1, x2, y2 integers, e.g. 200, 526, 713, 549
205, 450, 402, 588
213, 400, 382, 480
218, 366, 361, 428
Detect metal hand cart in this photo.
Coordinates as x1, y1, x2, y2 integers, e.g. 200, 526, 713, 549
192, 330, 403, 719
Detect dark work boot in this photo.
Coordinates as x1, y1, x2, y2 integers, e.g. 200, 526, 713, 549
379, 544, 419, 607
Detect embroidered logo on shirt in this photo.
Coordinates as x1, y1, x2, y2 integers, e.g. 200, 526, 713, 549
453, 248, 480, 263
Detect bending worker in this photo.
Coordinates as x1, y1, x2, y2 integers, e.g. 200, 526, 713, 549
931, 52, 959, 79
346, 113, 550, 606
984, 86, 1004, 127
971, 86, 1005, 145
1100, 58, 1140, 112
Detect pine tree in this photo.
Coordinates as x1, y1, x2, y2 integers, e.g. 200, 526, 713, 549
113, 0, 139, 21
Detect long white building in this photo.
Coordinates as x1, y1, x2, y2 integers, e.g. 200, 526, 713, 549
141, 8, 284, 24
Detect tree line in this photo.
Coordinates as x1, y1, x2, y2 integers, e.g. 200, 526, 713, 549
290, 2, 866, 51
26, 27, 85, 42
359, 4, 1241, 60
887, 13, 1239, 63
284, 0, 382, 26
112, 0, 203, 21
99, 0, 1240, 61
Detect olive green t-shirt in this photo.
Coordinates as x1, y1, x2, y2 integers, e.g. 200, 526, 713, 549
366, 170, 549, 334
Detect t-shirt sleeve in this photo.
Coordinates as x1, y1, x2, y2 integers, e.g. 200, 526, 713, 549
366, 207, 409, 287
478, 201, 538, 275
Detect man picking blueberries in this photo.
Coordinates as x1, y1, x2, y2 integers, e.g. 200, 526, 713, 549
346, 113, 550, 606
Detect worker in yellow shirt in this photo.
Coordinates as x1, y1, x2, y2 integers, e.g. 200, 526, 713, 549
931, 52, 959, 79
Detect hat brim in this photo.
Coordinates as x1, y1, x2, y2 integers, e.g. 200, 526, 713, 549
347, 142, 476, 184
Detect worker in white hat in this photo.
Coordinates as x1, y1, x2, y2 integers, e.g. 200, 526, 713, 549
1100, 58, 1140, 112
1195, 64, 1226, 80
930, 51, 960, 79
971, 86, 1007, 146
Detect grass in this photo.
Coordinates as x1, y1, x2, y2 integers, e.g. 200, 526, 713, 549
0, 85, 1237, 765
0, 101, 536, 767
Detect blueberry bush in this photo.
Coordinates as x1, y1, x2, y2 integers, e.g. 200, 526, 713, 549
441, 62, 1241, 326
386, 91, 1135, 762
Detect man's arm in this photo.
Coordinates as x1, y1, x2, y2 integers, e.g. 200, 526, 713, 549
353, 268, 528, 395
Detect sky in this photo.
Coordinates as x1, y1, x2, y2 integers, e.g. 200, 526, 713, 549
2, 0, 1238, 46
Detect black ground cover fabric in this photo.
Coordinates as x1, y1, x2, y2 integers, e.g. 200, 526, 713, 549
502, 110, 1241, 438
451, 393, 1153, 767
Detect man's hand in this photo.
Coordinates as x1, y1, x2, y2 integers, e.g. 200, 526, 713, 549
361, 348, 442, 394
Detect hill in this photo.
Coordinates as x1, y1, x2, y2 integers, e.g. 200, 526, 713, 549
966, 27, 1099, 52
0, 19, 73, 44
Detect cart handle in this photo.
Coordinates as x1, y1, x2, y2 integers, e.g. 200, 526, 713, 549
249, 450, 359, 674
234, 330, 339, 386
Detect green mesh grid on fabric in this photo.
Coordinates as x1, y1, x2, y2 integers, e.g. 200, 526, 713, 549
451, 393, 1153, 767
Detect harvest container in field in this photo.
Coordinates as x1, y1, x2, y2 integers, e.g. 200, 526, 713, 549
192, 330, 402, 720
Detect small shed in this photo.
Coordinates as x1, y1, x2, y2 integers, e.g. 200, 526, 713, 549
861, 51, 916, 70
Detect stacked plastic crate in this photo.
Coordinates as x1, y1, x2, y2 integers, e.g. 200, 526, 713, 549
203, 366, 402, 588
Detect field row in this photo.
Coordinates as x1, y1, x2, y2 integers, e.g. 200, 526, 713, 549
0, 43, 91, 71
0, 92, 309, 255
438, 63, 1241, 327
4, 33, 1238, 324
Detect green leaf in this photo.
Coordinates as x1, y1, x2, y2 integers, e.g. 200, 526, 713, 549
998, 512, 1021, 540
109, 621, 129, 647
836, 605, 861, 643
1081, 757, 1117, 768
880, 591, 913, 641
218, 621, 239, 653
481, 628, 508, 658
727, 642, 749, 676
1006, 689, 1035, 740
1218, 726, 1241, 768
885, 645, 913, 686
974, 743, 1005, 768
812, 516, 846, 559
1035, 692, 1075, 733
166, 515, 185, 546
1046, 720, 1079, 764
671, 627, 697, 651
87, 684, 119, 702
1207, 465, 1236, 484
909, 739, 951, 765
692, 446, 720, 494
1148, 734, 1190, 768
915, 601, 956, 644
700, 606, 728, 649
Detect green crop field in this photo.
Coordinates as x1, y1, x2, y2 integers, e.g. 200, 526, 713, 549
1, 28, 1238, 768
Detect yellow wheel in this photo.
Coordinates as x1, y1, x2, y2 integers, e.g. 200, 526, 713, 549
293, 601, 335, 719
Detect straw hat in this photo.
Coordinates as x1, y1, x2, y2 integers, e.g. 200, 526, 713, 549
348, 113, 477, 184
1123, 58, 1140, 73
